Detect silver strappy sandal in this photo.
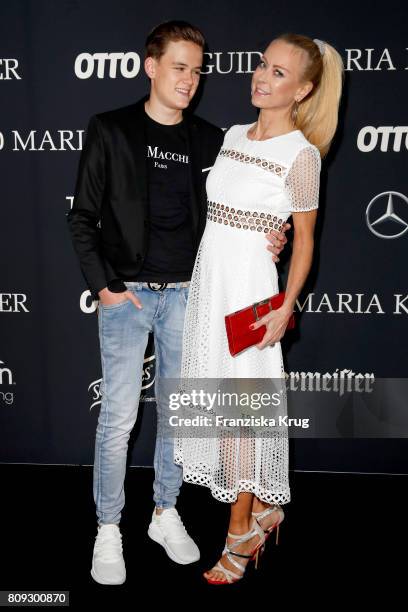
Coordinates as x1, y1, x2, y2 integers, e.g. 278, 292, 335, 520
204, 519, 266, 585
252, 503, 285, 545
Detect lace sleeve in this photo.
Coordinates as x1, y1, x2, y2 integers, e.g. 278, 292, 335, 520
284, 145, 321, 212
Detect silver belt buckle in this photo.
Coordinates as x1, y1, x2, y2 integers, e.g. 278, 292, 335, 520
147, 282, 167, 291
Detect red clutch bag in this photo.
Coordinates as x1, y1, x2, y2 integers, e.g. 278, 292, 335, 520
224, 292, 295, 357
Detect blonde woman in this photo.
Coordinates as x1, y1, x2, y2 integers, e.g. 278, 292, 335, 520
175, 33, 344, 584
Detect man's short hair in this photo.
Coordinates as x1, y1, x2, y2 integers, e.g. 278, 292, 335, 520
145, 20, 205, 59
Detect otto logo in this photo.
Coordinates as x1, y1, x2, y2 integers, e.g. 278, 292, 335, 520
202, 51, 262, 74
357, 127, 408, 152
0, 294, 29, 313
75, 52, 141, 79
0, 58, 21, 80
89, 354, 156, 411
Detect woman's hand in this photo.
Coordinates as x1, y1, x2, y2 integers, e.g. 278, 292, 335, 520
266, 222, 291, 263
249, 306, 293, 349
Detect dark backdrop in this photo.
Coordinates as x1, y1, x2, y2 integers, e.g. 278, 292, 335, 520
1, 0, 407, 472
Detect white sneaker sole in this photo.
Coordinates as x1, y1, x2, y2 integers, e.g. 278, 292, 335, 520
147, 523, 200, 565
90, 566, 126, 585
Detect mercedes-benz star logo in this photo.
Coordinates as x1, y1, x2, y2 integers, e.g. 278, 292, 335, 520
366, 191, 408, 239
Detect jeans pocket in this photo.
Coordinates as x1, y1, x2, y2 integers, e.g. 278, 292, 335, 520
99, 297, 129, 310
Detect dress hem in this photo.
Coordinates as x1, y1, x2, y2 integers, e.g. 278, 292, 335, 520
176, 460, 291, 505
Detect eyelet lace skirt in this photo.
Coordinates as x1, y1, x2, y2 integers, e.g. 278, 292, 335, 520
174, 209, 291, 505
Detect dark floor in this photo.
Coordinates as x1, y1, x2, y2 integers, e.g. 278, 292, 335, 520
0, 465, 405, 606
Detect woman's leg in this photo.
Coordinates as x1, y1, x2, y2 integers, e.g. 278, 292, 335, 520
204, 492, 264, 582
252, 497, 285, 543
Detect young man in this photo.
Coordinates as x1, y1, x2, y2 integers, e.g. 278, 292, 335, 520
67, 21, 289, 585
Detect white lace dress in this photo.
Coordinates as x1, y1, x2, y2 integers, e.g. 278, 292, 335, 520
174, 124, 321, 504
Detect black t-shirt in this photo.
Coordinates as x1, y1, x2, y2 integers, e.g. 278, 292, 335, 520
134, 112, 196, 282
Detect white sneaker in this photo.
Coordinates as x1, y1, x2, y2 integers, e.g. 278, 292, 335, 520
147, 508, 200, 565
91, 524, 126, 585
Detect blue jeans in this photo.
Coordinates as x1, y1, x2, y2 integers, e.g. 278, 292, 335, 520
94, 281, 188, 525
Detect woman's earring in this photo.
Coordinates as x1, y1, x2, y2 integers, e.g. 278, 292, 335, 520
292, 99, 299, 126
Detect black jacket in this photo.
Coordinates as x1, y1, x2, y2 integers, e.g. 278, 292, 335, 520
67, 98, 224, 299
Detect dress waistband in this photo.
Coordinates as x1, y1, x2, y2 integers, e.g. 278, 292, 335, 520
207, 200, 286, 233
